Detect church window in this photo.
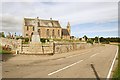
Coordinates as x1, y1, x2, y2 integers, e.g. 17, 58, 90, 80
47, 29, 49, 37
31, 32, 33, 36
38, 29, 40, 35
27, 26, 29, 31
38, 22, 40, 26
26, 34, 28, 36
33, 27, 34, 31
52, 29, 54, 37
58, 30, 60, 37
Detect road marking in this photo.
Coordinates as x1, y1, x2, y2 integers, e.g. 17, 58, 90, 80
66, 53, 83, 58
57, 52, 87, 61
90, 53, 99, 58
48, 60, 83, 76
65, 51, 91, 59
106, 47, 118, 80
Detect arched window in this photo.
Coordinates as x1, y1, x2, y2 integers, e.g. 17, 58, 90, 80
58, 30, 60, 37
46, 29, 49, 37
33, 27, 34, 31
38, 29, 40, 36
38, 22, 40, 26
27, 26, 29, 31
26, 34, 28, 36
52, 29, 54, 37
31, 32, 33, 36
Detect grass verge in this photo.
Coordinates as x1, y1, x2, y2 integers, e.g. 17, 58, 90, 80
112, 44, 120, 79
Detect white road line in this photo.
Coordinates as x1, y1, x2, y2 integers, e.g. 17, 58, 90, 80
57, 50, 91, 61
106, 47, 118, 80
90, 53, 99, 58
48, 60, 83, 76
66, 54, 82, 58
57, 52, 86, 61
66, 51, 90, 59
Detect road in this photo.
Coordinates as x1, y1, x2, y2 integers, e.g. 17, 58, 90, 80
2, 44, 118, 78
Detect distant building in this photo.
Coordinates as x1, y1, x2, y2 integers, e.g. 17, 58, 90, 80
23, 17, 70, 39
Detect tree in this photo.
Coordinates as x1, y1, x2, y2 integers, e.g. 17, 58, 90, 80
95, 36, 99, 43
0, 32, 5, 38
83, 35, 88, 41
87, 39, 93, 44
100, 37, 105, 42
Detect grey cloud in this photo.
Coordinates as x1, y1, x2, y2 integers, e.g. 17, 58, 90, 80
1, 14, 22, 33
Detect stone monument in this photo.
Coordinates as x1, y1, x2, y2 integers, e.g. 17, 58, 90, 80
29, 17, 42, 54
31, 17, 40, 43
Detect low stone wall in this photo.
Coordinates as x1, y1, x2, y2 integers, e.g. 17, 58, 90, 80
54, 42, 93, 54
18, 41, 96, 55
19, 43, 53, 55
0, 37, 19, 51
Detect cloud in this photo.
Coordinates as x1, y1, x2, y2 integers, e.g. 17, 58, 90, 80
1, 2, 118, 37
1, 14, 22, 33
2, 0, 120, 2
76, 28, 118, 34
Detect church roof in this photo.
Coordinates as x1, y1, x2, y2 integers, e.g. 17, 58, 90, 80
62, 29, 70, 36
24, 18, 61, 28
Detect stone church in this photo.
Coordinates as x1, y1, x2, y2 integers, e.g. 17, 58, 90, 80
23, 17, 71, 39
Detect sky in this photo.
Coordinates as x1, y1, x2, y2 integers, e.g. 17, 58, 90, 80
0, 0, 119, 38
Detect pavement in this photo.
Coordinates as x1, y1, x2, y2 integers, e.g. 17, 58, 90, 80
2, 44, 118, 78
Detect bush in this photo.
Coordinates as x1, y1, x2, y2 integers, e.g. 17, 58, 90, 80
101, 41, 110, 44
87, 39, 93, 44
24, 38, 29, 42
40, 38, 49, 43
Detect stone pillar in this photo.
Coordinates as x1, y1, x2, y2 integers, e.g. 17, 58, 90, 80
31, 17, 40, 43
18, 39, 22, 53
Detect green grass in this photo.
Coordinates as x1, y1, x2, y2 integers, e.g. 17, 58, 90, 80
0, 50, 12, 54
112, 44, 120, 79
0, 45, 12, 54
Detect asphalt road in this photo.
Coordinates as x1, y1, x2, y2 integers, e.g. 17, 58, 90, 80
2, 44, 118, 78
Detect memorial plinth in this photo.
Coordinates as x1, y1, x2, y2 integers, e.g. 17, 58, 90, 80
31, 32, 40, 43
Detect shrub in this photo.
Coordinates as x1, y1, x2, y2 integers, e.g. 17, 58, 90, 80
101, 41, 110, 44
40, 38, 49, 43
24, 38, 29, 42
87, 39, 93, 44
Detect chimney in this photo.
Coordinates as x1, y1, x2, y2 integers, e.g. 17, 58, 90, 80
50, 18, 52, 20
37, 17, 39, 19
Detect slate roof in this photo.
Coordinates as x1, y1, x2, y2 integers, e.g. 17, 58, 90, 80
62, 29, 70, 36
24, 18, 61, 28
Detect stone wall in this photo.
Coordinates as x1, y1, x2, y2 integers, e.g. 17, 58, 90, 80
18, 41, 95, 55
19, 43, 53, 55
0, 37, 19, 51
54, 42, 93, 54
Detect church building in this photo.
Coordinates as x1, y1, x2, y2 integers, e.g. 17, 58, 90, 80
23, 17, 71, 39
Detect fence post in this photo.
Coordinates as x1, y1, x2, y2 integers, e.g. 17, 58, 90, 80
53, 43, 55, 55
42, 45, 44, 54
19, 39, 22, 53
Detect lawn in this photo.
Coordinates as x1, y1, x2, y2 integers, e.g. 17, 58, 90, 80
0, 45, 12, 54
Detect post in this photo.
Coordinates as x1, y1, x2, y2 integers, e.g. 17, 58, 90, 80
53, 43, 55, 55
42, 45, 44, 54
18, 39, 22, 53
98, 36, 100, 44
